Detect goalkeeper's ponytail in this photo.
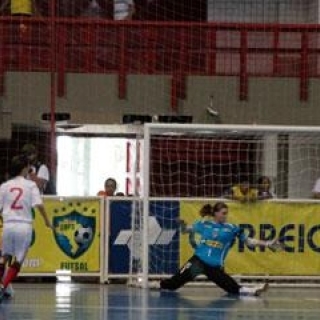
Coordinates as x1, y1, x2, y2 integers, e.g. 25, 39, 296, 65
199, 204, 213, 217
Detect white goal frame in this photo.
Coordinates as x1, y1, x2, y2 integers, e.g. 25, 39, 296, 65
140, 123, 320, 289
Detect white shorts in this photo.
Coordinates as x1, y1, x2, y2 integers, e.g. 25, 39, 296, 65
2, 223, 32, 264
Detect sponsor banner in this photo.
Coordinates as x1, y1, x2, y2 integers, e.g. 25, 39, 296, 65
109, 200, 179, 274
22, 198, 101, 273
108, 200, 133, 274
180, 201, 320, 275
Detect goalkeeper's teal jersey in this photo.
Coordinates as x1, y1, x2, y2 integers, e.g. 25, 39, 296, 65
192, 219, 247, 267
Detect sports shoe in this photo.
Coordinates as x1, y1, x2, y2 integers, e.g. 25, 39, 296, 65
4, 284, 14, 299
254, 283, 269, 296
0, 285, 5, 303
148, 281, 161, 289
240, 283, 269, 297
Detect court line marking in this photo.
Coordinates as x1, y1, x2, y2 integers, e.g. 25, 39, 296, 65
178, 296, 320, 302
6, 304, 320, 313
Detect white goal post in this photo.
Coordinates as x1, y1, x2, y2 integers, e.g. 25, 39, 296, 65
133, 123, 320, 288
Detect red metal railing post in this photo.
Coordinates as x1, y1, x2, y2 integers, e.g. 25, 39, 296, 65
171, 73, 178, 110
18, 20, 31, 71
273, 28, 279, 75
239, 29, 248, 100
119, 26, 127, 99
0, 20, 5, 95
300, 31, 309, 101
146, 27, 157, 74
84, 23, 94, 72
179, 28, 187, 101
171, 27, 187, 111
206, 27, 216, 75
57, 23, 66, 97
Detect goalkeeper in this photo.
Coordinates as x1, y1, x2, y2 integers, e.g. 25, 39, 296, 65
158, 202, 281, 296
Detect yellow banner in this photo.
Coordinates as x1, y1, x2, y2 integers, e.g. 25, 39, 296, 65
21, 198, 101, 273
180, 201, 320, 275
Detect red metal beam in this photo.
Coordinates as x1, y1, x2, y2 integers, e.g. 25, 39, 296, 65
0, 19, 318, 106
2, 17, 320, 30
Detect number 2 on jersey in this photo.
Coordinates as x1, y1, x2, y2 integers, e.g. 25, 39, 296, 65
10, 187, 23, 210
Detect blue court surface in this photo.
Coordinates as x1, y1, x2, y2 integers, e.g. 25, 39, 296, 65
0, 283, 319, 319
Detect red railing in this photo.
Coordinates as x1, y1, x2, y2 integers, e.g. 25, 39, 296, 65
0, 18, 320, 109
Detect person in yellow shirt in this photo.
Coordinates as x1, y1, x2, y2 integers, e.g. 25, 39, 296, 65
226, 180, 258, 202
0, 0, 39, 16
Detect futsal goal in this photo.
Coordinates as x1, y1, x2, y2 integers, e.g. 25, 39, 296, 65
127, 123, 320, 288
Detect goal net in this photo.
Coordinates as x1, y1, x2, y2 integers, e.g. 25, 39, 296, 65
130, 123, 320, 288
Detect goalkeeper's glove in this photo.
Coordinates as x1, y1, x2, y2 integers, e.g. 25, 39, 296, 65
266, 239, 284, 252
177, 219, 189, 234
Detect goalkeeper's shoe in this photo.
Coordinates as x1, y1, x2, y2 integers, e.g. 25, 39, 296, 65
148, 281, 161, 290
267, 239, 284, 252
240, 283, 269, 297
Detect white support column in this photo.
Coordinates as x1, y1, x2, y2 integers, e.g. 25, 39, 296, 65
84, 139, 91, 196
128, 136, 140, 285
100, 197, 107, 283
141, 125, 151, 288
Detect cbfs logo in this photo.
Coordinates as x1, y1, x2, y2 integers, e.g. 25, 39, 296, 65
53, 207, 96, 259
114, 216, 176, 259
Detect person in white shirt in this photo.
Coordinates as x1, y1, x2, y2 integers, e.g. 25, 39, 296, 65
22, 144, 50, 194
114, 0, 135, 20
82, 0, 104, 17
312, 178, 320, 198
0, 155, 52, 302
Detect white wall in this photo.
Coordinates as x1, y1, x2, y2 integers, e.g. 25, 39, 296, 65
57, 137, 129, 196
208, 0, 319, 23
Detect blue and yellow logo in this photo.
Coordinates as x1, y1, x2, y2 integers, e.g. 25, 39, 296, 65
53, 210, 96, 259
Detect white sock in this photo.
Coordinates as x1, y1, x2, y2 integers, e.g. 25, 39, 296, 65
240, 283, 267, 296
240, 286, 257, 295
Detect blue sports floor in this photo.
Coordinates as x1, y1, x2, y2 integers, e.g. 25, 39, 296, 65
0, 283, 319, 319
